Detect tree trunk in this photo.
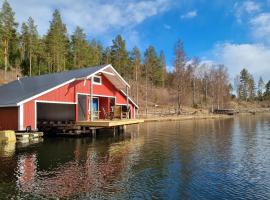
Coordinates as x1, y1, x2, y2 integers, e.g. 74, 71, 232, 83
4, 39, 8, 78
192, 78, 195, 106
29, 52, 32, 76
135, 64, 139, 106
145, 66, 148, 116
177, 84, 181, 115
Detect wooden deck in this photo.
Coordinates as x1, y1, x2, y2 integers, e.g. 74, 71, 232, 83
76, 119, 144, 127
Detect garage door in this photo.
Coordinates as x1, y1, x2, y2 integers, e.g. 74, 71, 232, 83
36, 103, 75, 122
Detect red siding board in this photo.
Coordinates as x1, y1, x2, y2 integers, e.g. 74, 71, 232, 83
0, 107, 18, 130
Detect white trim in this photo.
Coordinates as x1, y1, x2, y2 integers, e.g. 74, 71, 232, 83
86, 64, 111, 79
120, 90, 139, 108
0, 104, 17, 108
107, 64, 130, 88
18, 104, 24, 130
35, 99, 78, 130
76, 92, 90, 96
36, 100, 76, 104
116, 103, 128, 106
92, 75, 102, 85
77, 93, 89, 121
35, 101, 37, 130
101, 71, 115, 76
17, 78, 76, 106
90, 97, 100, 120
93, 94, 115, 98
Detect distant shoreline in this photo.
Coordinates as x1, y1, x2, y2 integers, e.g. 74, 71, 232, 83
142, 114, 234, 123
141, 111, 270, 123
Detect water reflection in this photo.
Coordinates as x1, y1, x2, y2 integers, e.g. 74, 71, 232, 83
0, 115, 269, 199
11, 133, 144, 199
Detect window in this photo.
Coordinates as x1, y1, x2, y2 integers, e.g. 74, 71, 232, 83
93, 76, 102, 85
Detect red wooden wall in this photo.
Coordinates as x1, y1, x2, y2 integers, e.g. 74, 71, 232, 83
22, 75, 136, 130
93, 75, 127, 104
0, 107, 18, 130
23, 80, 90, 129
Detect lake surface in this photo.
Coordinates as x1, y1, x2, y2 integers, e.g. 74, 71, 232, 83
0, 115, 270, 199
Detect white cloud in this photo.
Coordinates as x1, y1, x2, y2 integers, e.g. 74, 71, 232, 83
212, 43, 270, 80
234, 1, 261, 23
163, 24, 171, 30
4, 0, 172, 36
250, 12, 270, 43
181, 10, 197, 19
242, 1, 261, 13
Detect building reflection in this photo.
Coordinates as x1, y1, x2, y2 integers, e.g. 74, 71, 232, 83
15, 129, 144, 199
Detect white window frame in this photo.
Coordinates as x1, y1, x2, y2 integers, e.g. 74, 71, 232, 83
92, 75, 102, 85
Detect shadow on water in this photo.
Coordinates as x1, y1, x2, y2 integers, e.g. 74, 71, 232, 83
0, 114, 269, 199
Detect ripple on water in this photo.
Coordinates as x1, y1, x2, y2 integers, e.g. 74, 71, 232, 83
0, 115, 270, 199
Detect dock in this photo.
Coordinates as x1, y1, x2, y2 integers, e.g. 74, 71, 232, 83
213, 109, 236, 115
76, 119, 144, 127
16, 132, 44, 140
38, 119, 144, 137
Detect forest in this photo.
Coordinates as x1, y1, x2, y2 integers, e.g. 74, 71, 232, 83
0, 0, 269, 114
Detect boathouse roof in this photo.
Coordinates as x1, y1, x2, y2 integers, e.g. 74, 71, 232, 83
0, 64, 133, 107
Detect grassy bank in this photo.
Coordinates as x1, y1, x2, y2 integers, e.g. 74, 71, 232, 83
142, 114, 233, 123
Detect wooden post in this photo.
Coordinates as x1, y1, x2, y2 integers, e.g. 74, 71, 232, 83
90, 77, 93, 121
126, 85, 129, 119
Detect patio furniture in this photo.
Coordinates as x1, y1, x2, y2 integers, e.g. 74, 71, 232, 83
113, 105, 130, 119
102, 107, 114, 120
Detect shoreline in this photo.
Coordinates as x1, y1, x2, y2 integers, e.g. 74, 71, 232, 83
141, 114, 234, 123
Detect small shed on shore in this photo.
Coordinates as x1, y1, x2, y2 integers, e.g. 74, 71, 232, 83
0, 64, 138, 131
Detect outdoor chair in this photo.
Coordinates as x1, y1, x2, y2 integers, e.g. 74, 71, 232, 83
101, 107, 114, 120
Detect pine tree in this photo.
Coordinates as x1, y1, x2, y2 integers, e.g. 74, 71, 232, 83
71, 26, 90, 68
239, 68, 250, 101
248, 74, 256, 100
159, 50, 166, 88
20, 17, 39, 76
173, 40, 187, 114
144, 46, 162, 86
111, 35, 129, 78
130, 47, 141, 105
45, 9, 69, 72
0, 0, 18, 73
88, 39, 102, 66
257, 77, 265, 101
101, 47, 111, 65
264, 80, 270, 98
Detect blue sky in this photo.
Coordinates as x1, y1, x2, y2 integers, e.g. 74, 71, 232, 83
3, 0, 270, 81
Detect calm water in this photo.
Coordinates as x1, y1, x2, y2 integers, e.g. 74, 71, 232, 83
0, 115, 270, 200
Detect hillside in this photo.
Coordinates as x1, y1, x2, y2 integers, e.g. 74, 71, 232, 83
0, 69, 21, 85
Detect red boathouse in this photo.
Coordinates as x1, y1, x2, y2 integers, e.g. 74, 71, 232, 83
0, 64, 138, 131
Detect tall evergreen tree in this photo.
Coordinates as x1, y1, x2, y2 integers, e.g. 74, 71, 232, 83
248, 74, 256, 100
101, 47, 111, 65
264, 80, 270, 98
20, 17, 39, 76
144, 46, 162, 86
111, 35, 129, 78
130, 46, 141, 104
257, 77, 265, 101
159, 50, 166, 88
239, 68, 250, 101
88, 39, 102, 66
0, 0, 18, 72
71, 26, 90, 68
45, 9, 69, 72
173, 40, 187, 114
